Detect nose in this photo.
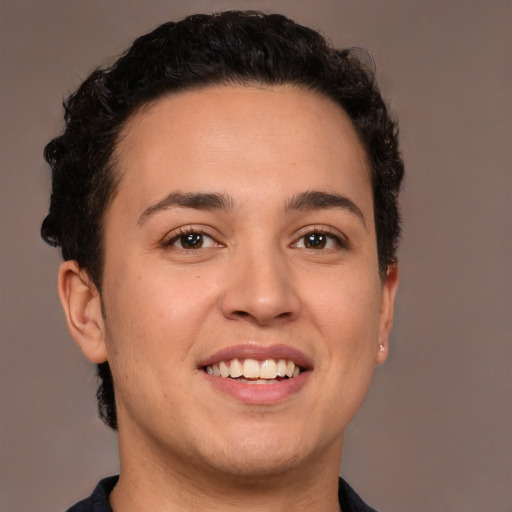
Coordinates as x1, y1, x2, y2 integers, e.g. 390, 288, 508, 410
220, 247, 301, 326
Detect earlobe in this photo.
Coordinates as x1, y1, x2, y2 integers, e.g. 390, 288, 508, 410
376, 263, 399, 365
58, 261, 108, 364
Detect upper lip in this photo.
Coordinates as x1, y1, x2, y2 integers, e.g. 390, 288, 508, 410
198, 343, 313, 370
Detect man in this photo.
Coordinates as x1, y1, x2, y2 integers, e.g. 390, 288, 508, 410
42, 11, 403, 512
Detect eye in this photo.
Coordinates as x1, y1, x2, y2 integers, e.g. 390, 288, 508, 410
167, 230, 218, 250
292, 229, 345, 250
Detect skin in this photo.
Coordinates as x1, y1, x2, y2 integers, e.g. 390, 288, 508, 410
59, 84, 398, 512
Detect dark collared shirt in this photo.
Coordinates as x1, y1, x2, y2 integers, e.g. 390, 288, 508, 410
66, 475, 378, 512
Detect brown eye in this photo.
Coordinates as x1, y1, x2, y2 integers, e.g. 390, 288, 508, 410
180, 233, 204, 248
292, 230, 343, 250
170, 232, 216, 249
304, 233, 327, 249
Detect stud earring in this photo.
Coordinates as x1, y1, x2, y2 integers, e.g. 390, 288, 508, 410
379, 344, 385, 352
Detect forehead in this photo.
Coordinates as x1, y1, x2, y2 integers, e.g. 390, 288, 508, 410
112, 84, 372, 213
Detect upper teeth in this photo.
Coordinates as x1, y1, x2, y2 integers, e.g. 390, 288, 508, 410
205, 358, 301, 379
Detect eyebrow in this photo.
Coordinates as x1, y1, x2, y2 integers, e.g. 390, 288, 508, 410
138, 191, 233, 225
138, 189, 366, 227
286, 191, 366, 227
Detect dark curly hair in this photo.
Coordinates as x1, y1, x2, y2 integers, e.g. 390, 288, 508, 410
41, 10, 404, 430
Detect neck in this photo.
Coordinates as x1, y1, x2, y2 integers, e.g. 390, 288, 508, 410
110, 427, 343, 512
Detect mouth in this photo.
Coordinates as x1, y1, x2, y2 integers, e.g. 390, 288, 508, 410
204, 358, 304, 384
199, 345, 311, 404
199, 344, 311, 403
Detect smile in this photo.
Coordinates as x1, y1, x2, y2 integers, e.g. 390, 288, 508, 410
204, 358, 302, 383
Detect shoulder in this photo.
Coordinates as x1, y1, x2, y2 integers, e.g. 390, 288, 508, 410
338, 477, 379, 512
65, 475, 119, 512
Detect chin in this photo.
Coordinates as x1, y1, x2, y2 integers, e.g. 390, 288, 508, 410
193, 425, 321, 480
204, 446, 303, 480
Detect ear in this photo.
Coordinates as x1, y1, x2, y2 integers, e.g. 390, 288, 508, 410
375, 263, 399, 365
58, 261, 108, 363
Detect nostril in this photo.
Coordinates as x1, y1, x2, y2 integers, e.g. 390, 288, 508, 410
229, 309, 294, 324
221, 282, 301, 325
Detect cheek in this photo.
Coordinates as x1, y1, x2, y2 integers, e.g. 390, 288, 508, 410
100, 268, 191, 418
307, 270, 382, 357
101, 257, 220, 366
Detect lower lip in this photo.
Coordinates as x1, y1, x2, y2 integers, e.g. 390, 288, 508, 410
202, 371, 309, 405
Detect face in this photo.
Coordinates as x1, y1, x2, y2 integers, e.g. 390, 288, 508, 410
90, 85, 397, 477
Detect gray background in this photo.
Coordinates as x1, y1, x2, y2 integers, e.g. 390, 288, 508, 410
1, 1, 511, 511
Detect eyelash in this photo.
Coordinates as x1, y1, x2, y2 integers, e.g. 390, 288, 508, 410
162, 226, 348, 251
291, 227, 347, 251
164, 227, 220, 250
